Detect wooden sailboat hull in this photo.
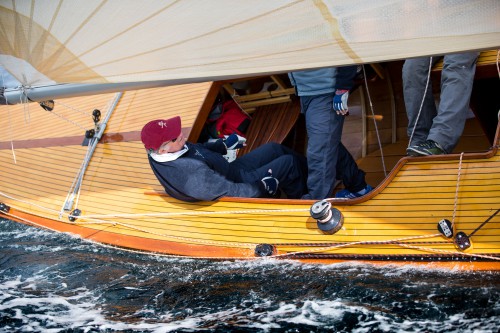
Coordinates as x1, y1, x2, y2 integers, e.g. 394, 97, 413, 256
1, 81, 499, 271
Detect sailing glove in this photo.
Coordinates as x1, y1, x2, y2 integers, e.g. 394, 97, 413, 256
223, 133, 246, 150
333, 89, 349, 115
260, 170, 279, 196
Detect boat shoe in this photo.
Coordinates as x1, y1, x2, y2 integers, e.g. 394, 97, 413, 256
406, 140, 445, 156
335, 184, 373, 199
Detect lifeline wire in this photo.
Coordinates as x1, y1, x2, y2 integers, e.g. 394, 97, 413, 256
407, 57, 433, 148
1, 191, 498, 262
362, 65, 387, 177
1, 72, 17, 164
451, 152, 464, 227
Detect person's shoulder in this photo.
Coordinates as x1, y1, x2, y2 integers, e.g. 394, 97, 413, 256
169, 156, 206, 169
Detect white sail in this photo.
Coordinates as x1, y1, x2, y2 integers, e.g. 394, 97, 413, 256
1, 0, 499, 101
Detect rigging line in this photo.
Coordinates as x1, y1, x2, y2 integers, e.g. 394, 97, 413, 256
70, 216, 449, 251
2, 71, 17, 164
468, 208, 500, 238
0, 199, 259, 248
408, 57, 433, 148
451, 152, 464, 228
59, 157, 87, 218
276, 238, 500, 261
2, 199, 497, 262
5, 205, 498, 263
497, 50, 500, 122
44, 108, 87, 130
20, 86, 31, 124
496, 49, 499, 80
75, 138, 96, 209
56, 100, 93, 117
7, 107, 17, 164
273, 233, 442, 258
362, 65, 387, 177
76, 207, 310, 219
5, 192, 443, 252
68, 217, 452, 254
393, 243, 500, 261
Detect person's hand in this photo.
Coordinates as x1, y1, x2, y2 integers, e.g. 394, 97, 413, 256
223, 133, 246, 150
333, 89, 349, 115
260, 169, 279, 196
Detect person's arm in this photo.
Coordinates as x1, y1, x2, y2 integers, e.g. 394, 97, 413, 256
335, 65, 358, 90
200, 139, 227, 154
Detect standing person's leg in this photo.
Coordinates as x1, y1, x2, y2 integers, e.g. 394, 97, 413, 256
335, 143, 367, 193
303, 93, 344, 199
403, 57, 439, 147
427, 52, 479, 153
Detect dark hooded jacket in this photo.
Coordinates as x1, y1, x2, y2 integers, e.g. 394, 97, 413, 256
148, 141, 263, 202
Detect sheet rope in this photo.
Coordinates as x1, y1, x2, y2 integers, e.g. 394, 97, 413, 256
1, 192, 498, 262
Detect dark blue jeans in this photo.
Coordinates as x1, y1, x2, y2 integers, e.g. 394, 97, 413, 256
301, 93, 366, 199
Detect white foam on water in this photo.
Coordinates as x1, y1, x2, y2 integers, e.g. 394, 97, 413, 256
2, 219, 499, 332
0, 273, 177, 332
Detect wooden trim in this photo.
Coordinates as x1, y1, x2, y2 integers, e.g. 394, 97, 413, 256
2, 207, 253, 258
432, 49, 498, 71
143, 190, 315, 205
2, 208, 499, 270
0, 128, 188, 149
188, 81, 222, 142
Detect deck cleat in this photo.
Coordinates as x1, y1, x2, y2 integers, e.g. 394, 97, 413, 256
437, 219, 453, 238
68, 208, 81, 222
92, 109, 101, 123
0, 203, 10, 213
254, 244, 276, 257
454, 231, 471, 250
310, 200, 344, 235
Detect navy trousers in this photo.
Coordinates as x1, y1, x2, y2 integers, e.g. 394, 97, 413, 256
228, 143, 308, 199
301, 93, 366, 199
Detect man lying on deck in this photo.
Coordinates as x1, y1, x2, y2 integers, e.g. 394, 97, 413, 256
140, 116, 308, 202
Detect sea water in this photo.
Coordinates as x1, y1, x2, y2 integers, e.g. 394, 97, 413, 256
1, 218, 498, 332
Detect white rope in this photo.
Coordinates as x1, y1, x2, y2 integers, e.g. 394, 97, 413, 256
497, 50, 500, 122
77, 207, 309, 219
2, 192, 499, 262
408, 57, 433, 148
1, 71, 17, 164
20, 86, 31, 124
362, 65, 387, 177
496, 49, 499, 80
451, 152, 464, 227
74, 139, 96, 209
44, 107, 87, 130
56, 100, 93, 117
7, 107, 17, 164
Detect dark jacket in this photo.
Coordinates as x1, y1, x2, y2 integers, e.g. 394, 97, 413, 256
288, 66, 358, 96
148, 141, 263, 202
